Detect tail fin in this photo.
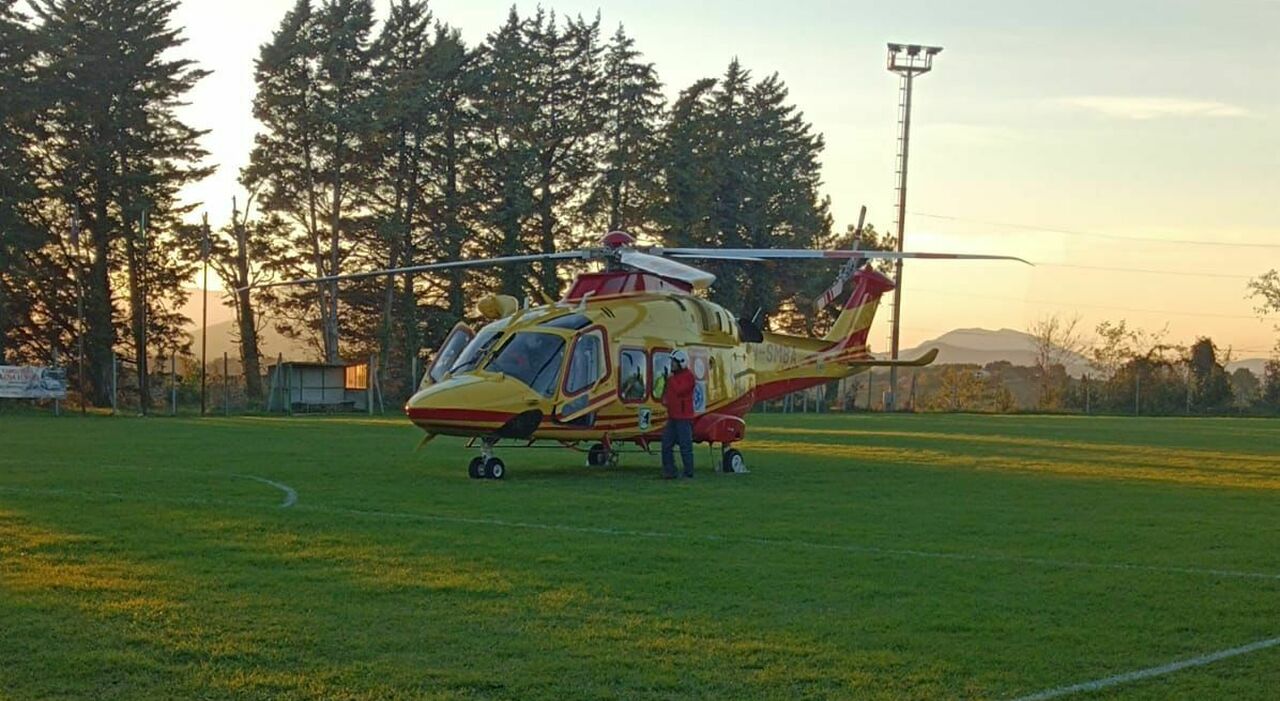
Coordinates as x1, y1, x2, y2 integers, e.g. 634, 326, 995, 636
822, 266, 896, 350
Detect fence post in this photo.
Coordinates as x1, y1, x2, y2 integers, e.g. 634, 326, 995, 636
52, 348, 61, 416
1134, 373, 1141, 417
170, 350, 177, 416
110, 352, 118, 414
223, 352, 229, 416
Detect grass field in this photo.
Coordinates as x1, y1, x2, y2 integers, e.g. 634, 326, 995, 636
1, 412, 1278, 700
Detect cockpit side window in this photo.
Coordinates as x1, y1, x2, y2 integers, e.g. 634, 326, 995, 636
427, 324, 473, 384
564, 329, 606, 396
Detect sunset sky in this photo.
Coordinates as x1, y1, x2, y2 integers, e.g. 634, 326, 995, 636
171, 0, 1279, 356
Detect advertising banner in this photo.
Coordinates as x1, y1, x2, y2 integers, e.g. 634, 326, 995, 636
0, 366, 69, 400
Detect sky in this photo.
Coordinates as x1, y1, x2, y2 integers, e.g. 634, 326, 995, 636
170, 0, 1279, 356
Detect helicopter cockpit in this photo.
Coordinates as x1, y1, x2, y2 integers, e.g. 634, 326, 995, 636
423, 311, 607, 412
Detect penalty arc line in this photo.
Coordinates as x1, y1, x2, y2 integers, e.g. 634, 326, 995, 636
1007, 635, 1280, 700
238, 475, 298, 508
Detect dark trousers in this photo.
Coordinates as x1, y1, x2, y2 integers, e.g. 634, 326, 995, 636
661, 419, 694, 477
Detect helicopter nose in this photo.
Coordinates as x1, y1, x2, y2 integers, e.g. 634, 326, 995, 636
405, 374, 546, 438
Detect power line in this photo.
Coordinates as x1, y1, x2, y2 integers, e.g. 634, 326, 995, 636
910, 212, 1280, 250
1040, 263, 1252, 280
910, 287, 1273, 320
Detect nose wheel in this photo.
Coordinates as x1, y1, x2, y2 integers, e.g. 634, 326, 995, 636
468, 440, 506, 480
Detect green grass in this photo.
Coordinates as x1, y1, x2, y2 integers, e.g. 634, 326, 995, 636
1, 412, 1278, 700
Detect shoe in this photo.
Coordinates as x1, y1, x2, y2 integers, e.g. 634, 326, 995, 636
682, 472, 694, 479
661, 473, 677, 480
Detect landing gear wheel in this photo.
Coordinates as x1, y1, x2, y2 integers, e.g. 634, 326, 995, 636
485, 457, 506, 480
467, 457, 484, 479
586, 443, 611, 467
722, 448, 746, 474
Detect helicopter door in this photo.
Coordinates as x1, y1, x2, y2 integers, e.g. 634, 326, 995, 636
556, 327, 613, 425
420, 322, 473, 390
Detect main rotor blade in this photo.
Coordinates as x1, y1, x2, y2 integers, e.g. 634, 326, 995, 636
618, 250, 717, 289
240, 250, 596, 291
661, 248, 1033, 265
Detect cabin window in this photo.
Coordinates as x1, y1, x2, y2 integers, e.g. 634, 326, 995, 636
344, 364, 368, 390
565, 330, 606, 396
651, 350, 672, 400
485, 332, 565, 397
619, 348, 648, 403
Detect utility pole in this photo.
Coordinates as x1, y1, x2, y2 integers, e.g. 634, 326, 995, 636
885, 42, 942, 411
71, 209, 86, 415
200, 213, 210, 415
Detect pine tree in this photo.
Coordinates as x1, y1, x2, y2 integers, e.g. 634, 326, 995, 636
207, 193, 289, 403
0, 0, 42, 364
31, 0, 210, 409
659, 61, 831, 331
471, 9, 539, 298
247, 0, 376, 364
583, 24, 665, 237
366, 0, 433, 394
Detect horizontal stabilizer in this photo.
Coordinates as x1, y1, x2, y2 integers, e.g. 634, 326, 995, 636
849, 348, 939, 368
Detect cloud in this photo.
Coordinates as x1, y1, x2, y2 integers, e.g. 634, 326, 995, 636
1055, 96, 1252, 120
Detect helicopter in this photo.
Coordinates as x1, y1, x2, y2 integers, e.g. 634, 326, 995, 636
253, 228, 1026, 479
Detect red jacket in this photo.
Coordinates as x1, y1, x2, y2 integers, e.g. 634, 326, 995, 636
664, 367, 696, 420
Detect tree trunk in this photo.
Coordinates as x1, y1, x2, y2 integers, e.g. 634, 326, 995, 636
537, 165, 557, 296
233, 221, 263, 401
124, 235, 150, 411
84, 204, 115, 407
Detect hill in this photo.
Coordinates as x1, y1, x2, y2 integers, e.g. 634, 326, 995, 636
893, 328, 1093, 376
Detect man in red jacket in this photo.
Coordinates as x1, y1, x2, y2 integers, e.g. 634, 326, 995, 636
661, 349, 697, 479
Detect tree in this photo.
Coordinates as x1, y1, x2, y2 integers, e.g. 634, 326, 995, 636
1187, 337, 1232, 412
364, 0, 435, 395
246, 0, 376, 364
658, 60, 831, 330
207, 193, 288, 403
470, 9, 540, 298
582, 24, 664, 236
0, 0, 42, 365
31, 0, 211, 409
1261, 359, 1280, 410
1248, 269, 1280, 354
924, 365, 985, 412
524, 10, 606, 294
1028, 313, 1082, 409
1229, 367, 1260, 408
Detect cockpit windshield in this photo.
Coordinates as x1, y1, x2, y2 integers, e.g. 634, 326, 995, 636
450, 325, 504, 374
484, 332, 566, 397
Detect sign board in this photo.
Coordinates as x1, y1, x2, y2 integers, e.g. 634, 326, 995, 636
0, 365, 68, 400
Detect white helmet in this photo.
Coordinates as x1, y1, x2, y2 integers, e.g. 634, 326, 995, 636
671, 349, 689, 366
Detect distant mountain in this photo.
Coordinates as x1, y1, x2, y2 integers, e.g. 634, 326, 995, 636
177, 288, 317, 368
891, 327, 1093, 376
1226, 358, 1270, 377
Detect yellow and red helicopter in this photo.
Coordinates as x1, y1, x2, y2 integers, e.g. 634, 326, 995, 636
258, 230, 1025, 479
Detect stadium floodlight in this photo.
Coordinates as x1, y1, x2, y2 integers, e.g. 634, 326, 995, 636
884, 42, 942, 411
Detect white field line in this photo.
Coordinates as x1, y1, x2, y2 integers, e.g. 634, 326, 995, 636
237, 475, 298, 508
1, 484, 1278, 582
1008, 635, 1280, 700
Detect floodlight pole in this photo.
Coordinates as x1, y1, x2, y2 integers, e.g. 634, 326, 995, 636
200, 213, 210, 416
885, 43, 941, 411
